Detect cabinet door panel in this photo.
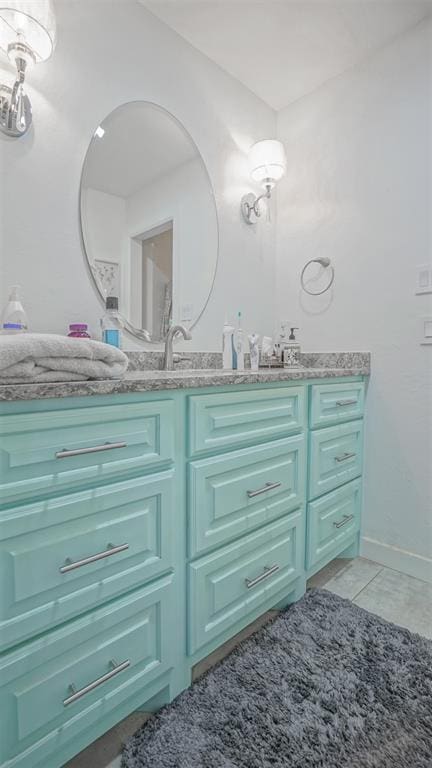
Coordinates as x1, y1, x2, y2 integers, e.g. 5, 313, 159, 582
307, 479, 361, 569
188, 387, 306, 456
0, 472, 174, 651
0, 400, 175, 505
310, 382, 364, 428
188, 435, 305, 556
309, 421, 363, 499
188, 514, 303, 654
0, 577, 175, 768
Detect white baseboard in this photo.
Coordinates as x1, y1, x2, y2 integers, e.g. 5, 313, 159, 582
361, 537, 432, 584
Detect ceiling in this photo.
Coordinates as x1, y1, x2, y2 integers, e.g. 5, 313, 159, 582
140, 0, 432, 111
82, 102, 197, 198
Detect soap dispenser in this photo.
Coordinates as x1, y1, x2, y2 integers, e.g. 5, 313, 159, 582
283, 327, 301, 368
1, 285, 28, 333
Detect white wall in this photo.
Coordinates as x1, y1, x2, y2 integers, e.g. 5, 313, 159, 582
126, 157, 218, 328
0, 0, 276, 349
81, 187, 125, 281
276, 19, 432, 579
1, 0, 429, 580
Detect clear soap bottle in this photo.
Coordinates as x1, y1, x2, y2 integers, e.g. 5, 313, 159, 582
1, 285, 28, 333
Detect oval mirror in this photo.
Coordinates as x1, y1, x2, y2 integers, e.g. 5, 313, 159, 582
80, 102, 219, 343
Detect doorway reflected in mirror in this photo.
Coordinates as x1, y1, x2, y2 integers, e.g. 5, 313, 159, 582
131, 221, 173, 342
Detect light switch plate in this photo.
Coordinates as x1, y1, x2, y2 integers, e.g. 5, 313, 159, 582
415, 264, 432, 294
420, 316, 432, 345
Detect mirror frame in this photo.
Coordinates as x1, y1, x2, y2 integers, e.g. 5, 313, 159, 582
79, 100, 219, 344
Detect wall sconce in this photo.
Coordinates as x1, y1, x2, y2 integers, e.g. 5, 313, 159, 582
0, 0, 56, 137
241, 139, 287, 225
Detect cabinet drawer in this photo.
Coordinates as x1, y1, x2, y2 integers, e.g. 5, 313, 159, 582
188, 514, 303, 654
188, 386, 306, 456
188, 435, 305, 556
310, 381, 365, 428
0, 399, 175, 505
0, 576, 175, 768
306, 479, 362, 569
309, 420, 363, 499
0, 471, 175, 651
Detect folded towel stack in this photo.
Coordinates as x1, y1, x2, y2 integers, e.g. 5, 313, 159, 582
0, 333, 128, 383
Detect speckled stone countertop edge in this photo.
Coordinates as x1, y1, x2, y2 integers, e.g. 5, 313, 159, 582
125, 350, 371, 371
0, 363, 370, 402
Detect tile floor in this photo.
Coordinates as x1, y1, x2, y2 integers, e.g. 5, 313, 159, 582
63, 557, 432, 768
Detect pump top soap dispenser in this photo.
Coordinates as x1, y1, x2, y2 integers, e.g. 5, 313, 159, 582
283, 327, 301, 368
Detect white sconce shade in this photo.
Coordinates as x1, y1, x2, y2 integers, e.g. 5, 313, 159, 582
0, 0, 56, 136
241, 138, 287, 224
0, 0, 56, 63
248, 139, 287, 188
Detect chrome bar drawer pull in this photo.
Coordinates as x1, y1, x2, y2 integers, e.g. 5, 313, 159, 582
55, 441, 127, 459
59, 543, 129, 573
334, 451, 356, 463
333, 514, 354, 529
245, 564, 280, 589
63, 658, 130, 706
247, 481, 282, 499
335, 399, 357, 407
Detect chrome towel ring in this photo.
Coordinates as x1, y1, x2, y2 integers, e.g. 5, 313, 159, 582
300, 257, 335, 295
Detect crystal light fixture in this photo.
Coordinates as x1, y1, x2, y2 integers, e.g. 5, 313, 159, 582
0, 1, 56, 137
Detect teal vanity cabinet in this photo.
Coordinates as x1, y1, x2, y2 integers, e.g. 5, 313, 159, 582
306, 381, 365, 575
0, 392, 187, 768
0, 376, 366, 768
186, 386, 308, 660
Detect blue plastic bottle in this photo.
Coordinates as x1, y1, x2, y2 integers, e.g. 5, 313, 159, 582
101, 296, 122, 348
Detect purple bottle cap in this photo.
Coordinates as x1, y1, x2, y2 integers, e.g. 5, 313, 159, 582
69, 323, 88, 331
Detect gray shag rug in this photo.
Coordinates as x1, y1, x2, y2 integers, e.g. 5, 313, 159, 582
122, 588, 432, 768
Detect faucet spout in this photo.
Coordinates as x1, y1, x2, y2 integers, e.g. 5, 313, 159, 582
163, 324, 192, 370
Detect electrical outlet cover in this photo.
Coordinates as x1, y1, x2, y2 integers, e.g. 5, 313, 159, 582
416, 264, 432, 295
420, 316, 432, 344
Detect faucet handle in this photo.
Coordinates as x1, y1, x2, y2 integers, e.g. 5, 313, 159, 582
172, 354, 192, 365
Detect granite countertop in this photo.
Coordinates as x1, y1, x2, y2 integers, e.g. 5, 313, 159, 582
0, 352, 370, 402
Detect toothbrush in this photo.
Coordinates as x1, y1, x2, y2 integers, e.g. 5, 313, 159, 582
236, 311, 245, 371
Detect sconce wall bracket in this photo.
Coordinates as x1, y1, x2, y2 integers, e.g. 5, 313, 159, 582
0, 49, 33, 137
0, 83, 32, 137
241, 183, 272, 225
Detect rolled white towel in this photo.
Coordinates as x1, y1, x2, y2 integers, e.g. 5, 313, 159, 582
0, 333, 128, 383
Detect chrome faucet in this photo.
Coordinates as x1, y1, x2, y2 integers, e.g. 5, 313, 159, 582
163, 324, 192, 370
